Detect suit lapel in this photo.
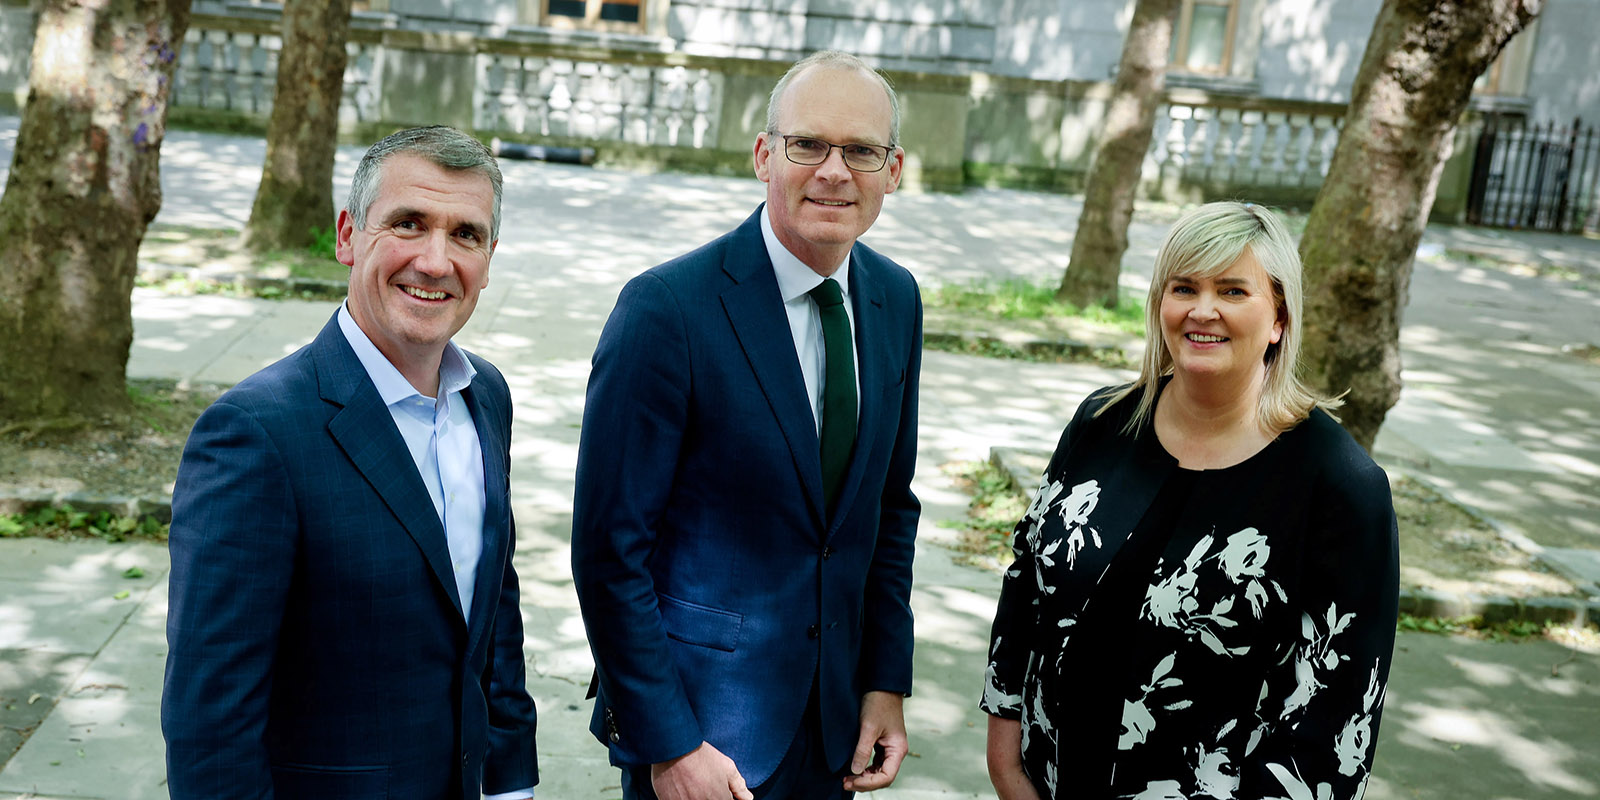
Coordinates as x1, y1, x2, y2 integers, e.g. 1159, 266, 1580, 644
825, 250, 887, 532
314, 315, 468, 624
720, 212, 828, 529
460, 374, 509, 656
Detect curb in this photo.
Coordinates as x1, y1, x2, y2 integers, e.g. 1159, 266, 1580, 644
0, 486, 173, 523
986, 446, 1600, 629
1392, 468, 1600, 600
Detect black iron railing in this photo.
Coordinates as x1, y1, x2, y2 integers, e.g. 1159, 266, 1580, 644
1467, 116, 1599, 234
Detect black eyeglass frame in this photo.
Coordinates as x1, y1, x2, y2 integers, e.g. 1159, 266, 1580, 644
770, 133, 895, 173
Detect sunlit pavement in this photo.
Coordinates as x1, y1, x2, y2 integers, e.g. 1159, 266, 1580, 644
2, 117, 1599, 798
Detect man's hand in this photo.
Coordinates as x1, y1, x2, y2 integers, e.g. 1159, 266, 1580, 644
842, 690, 909, 792
650, 741, 753, 800
985, 715, 1041, 800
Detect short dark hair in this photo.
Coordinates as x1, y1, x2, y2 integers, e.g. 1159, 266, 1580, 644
345, 126, 503, 240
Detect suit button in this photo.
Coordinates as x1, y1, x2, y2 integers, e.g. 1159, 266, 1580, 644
807, 624, 820, 639
822, 546, 833, 560
462, 751, 470, 766
610, 730, 621, 743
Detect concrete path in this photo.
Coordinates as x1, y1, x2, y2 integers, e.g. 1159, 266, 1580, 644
2, 118, 1598, 798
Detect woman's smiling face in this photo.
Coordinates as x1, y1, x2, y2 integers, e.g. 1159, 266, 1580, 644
1159, 246, 1284, 385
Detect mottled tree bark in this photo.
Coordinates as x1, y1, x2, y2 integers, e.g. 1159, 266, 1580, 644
240, 0, 353, 253
1057, 0, 1181, 309
0, 0, 193, 425
1300, 0, 1539, 451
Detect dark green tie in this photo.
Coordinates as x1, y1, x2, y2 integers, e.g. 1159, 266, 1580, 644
808, 278, 857, 514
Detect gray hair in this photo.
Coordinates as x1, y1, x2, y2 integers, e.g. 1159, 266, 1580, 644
1099, 201, 1340, 435
765, 50, 901, 148
345, 126, 503, 240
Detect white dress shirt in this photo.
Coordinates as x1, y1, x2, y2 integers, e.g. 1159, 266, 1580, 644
338, 307, 535, 800
760, 206, 862, 435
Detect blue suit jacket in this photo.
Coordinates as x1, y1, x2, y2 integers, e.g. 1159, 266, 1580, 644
162, 313, 539, 799
571, 207, 922, 785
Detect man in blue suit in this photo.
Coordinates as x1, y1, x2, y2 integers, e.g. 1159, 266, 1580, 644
572, 51, 922, 800
163, 126, 539, 799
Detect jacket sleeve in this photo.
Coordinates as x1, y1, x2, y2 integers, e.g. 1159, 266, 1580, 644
856, 287, 923, 695
570, 273, 704, 766
980, 395, 1099, 719
1241, 442, 1400, 800
162, 401, 298, 800
483, 377, 540, 793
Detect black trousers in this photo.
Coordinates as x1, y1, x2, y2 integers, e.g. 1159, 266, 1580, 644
620, 687, 853, 800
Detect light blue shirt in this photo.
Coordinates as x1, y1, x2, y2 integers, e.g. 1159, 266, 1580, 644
337, 306, 533, 800
338, 303, 485, 617
760, 206, 862, 435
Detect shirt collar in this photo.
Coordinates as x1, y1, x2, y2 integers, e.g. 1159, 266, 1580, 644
337, 302, 476, 404
760, 205, 852, 304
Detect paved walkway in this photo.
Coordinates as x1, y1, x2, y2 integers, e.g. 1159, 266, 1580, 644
1, 119, 1598, 798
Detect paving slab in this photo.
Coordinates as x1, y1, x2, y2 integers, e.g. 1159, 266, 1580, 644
0, 541, 166, 656
1368, 631, 1600, 800
0, 651, 90, 772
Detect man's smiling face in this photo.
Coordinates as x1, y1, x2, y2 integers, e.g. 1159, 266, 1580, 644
337, 152, 496, 376
754, 64, 902, 275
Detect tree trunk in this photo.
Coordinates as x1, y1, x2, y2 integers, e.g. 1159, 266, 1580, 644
1057, 0, 1181, 309
240, 0, 353, 253
1299, 0, 1538, 451
0, 0, 193, 425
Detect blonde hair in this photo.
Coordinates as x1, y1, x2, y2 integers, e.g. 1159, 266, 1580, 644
1098, 201, 1340, 435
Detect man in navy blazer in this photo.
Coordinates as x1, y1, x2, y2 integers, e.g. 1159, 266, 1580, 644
572, 52, 922, 800
162, 126, 539, 799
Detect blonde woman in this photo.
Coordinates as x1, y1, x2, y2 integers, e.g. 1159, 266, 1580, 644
981, 202, 1399, 800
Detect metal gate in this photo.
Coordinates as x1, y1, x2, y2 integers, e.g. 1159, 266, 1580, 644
1466, 115, 1599, 234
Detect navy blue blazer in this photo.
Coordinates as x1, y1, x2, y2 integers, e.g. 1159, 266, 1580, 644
162, 313, 539, 799
571, 206, 922, 785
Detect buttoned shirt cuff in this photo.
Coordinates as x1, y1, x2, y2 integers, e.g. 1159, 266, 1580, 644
485, 788, 535, 799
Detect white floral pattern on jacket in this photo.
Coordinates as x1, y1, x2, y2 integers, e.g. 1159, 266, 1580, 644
981, 388, 1399, 800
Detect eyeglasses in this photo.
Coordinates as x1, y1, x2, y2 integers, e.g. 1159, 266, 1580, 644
772, 134, 893, 173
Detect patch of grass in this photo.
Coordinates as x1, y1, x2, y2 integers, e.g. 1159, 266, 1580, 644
1561, 343, 1600, 366
922, 334, 1136, 368
923, 279, 1146, 335
0, 504, 167, 543
1396, 613, 1596, 644
308, 225, 338, 261
941, 460, 1029, 565
138, 222, 348, 297
136, 274, 344, 301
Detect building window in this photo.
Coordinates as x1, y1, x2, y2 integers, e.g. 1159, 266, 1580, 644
1475, 18, 1539, 97
1171, 0, 1238, 75
543, 0, 644, 30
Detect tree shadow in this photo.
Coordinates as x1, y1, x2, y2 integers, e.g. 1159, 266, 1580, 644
1367, 632, 1600, 800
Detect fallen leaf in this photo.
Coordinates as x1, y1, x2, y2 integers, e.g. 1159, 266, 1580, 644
122, 566, 145, 579
27, 693, 40, 705
113, 590, 130, 600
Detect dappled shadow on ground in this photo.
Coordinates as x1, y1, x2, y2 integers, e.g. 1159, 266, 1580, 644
0, 539, 169, 798
1367, 632, 1600, 800
1384, 255, 1600, 550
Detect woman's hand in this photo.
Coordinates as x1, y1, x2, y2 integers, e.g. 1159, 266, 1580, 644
986, 715, 1042, 800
